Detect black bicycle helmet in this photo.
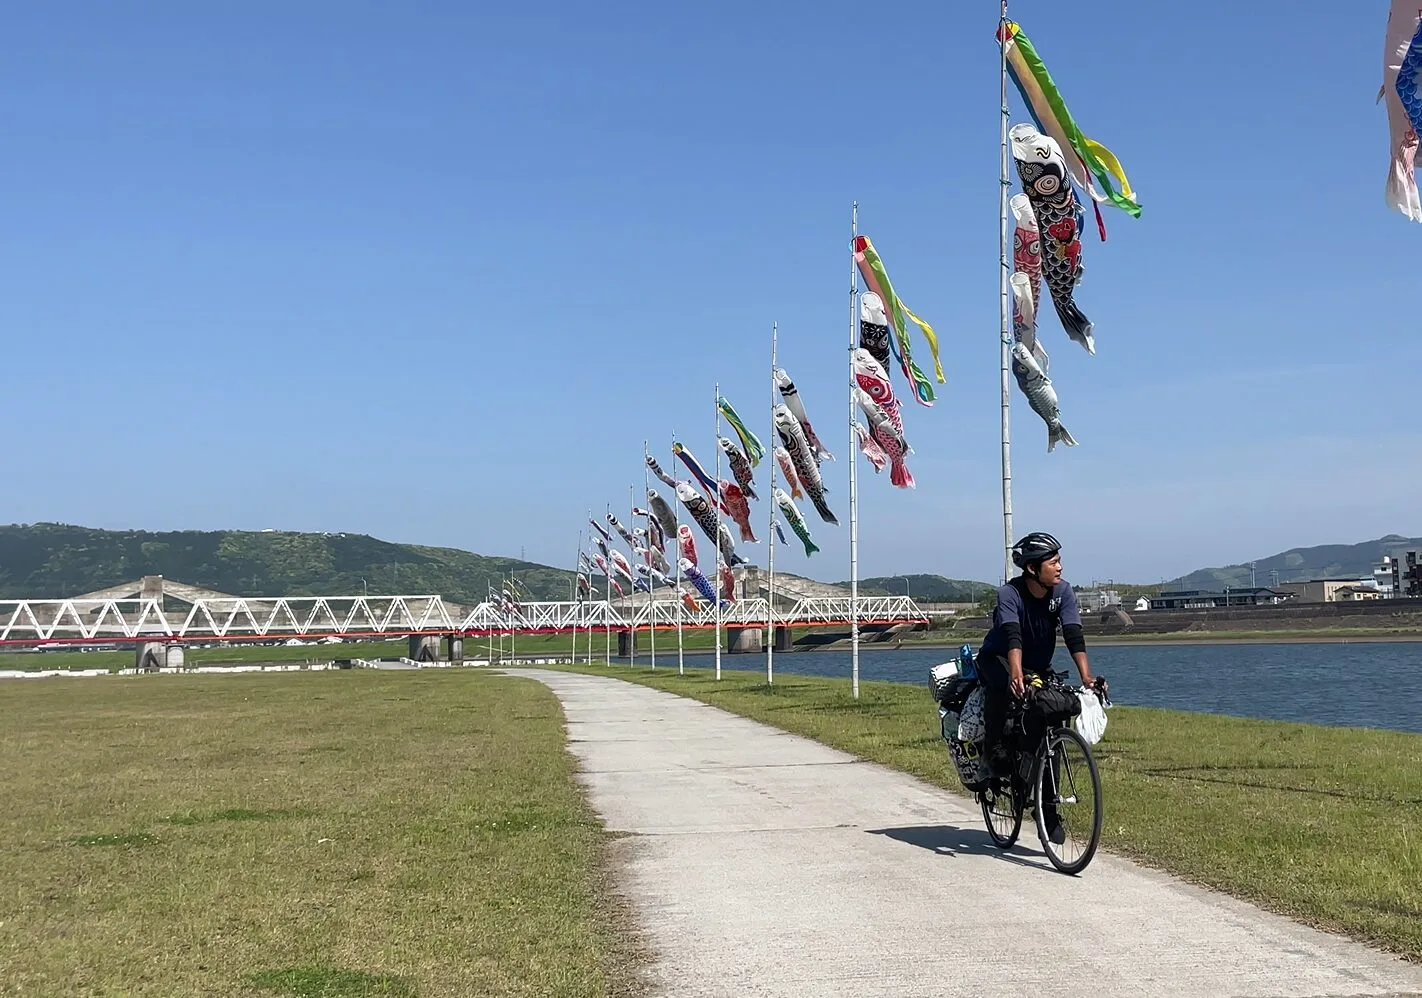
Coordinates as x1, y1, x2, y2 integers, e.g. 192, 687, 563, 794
1011, 531, 1062, 570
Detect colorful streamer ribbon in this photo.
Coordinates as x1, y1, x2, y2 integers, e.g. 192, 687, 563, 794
716, 396, 766, 466
853, 235, 938, 407
673, 442, 723, 505
1000, 20, 1141, 220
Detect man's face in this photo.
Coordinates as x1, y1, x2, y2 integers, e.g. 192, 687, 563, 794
1035, 554, 1062, 586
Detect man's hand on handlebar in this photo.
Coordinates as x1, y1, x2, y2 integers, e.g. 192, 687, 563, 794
1008, 662, 1026, 699
1088, 675, 1111, 705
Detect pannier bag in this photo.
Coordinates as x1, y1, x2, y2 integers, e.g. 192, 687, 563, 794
1021, 684, 1081, 742
931, 666, 990, 792
956, 686, 987, 743
939, 704, 990, 792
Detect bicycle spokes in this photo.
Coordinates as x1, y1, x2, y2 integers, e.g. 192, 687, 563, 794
1036, 729, 1103, 875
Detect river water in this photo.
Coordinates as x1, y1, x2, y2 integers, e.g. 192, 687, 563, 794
631, 641, 1422, 735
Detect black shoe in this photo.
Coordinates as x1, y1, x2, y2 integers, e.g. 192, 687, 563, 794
1044, 811, 1066, 845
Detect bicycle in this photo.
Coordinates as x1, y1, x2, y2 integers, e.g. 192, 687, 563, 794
977, 674, 1111, 875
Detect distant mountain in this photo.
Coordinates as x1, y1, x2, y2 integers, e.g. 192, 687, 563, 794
0, 523, 576, 603
1167, 534, 1421, 591
837, 573, 993, 602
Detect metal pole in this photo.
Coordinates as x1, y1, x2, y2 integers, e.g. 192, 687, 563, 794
713, 383, 723, 681
573, 529, 582, 664
848, 201, 861, 699
627, 486, 636, 669
487, 583, 495, 664
645, 441, 656, 669
767, 320, 778, 685
509, 571, 516, 665
999, 0, 1015, 582
673, 434, 684, 675
604, 505, 611, 666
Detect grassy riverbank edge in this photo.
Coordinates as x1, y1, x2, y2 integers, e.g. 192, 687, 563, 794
8, 627, 1422, 675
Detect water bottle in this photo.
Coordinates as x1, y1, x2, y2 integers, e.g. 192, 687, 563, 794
958, 643, 977, 680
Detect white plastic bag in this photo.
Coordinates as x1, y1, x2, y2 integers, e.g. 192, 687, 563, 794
957, 686, 986, 743
1074, 690, 1108, 745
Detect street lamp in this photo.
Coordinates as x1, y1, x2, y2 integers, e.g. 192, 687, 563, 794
359, 578, 368, 597
897, 575, 911, 598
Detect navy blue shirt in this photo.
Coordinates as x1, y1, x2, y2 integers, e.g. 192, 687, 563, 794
979, 577, 1082, 673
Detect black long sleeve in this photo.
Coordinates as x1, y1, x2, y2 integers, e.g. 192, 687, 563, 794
1001, 621, 1023, 652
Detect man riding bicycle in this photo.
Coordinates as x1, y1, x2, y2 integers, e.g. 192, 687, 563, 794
977, 531, 1103, 842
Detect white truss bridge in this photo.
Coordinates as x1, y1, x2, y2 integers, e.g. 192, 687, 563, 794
0, 594, 928, 646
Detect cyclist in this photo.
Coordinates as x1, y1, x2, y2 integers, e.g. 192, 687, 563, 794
977, 531, 1102, 842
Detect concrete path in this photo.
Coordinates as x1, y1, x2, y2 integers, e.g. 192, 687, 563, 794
510, 669, 1422, 998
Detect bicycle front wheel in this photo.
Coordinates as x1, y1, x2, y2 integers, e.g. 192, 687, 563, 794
1034, 726, 1102, 875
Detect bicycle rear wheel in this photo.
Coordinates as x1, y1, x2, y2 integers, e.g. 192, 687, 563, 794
979, 778, 1023, 848
1034, 727, 1102, 875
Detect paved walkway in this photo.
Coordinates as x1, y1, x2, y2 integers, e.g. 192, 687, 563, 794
510, 669, 1422, 998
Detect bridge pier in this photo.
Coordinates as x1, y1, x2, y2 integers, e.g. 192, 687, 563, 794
617, 630, 637, 657
773, 625, 792, 652
740, 565, 759, 599
727, 626, 763, 654
408, 635, 440, 662
446, 635, 464, 663
135, 642, 184, 671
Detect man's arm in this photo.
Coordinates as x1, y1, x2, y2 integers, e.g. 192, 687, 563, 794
1007, 646, 1026, 698
998, 586, 1026, 697
1059, 585, 1094, 686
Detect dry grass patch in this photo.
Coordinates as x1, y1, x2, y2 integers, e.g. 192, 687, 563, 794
0, 670, 645, 997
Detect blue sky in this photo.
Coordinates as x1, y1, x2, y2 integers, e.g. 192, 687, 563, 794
1, 1, 1416, 587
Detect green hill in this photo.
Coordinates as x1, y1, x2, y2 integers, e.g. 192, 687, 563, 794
1167, 534, 1421, 591
836, 573, 993, 602
0, 523, 576, 603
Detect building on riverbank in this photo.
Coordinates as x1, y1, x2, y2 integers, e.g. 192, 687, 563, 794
1273, 578, 1382, 603
1395, 550, 1422, 598
1374, 558, 1397, 596
1148, 587, 1292, 610
1075, 588, 1122, 612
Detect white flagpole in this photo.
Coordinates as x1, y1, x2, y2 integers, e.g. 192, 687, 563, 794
848, 201, 861, 700
572, 528, 582, 663
713, 383, 723, 682
999, 0, 1016, 582
672, 434, 685, 675
644, 441, 656, 670
603, 504, 611, 666
767, 321, 778, 685
627, 486, 636, 668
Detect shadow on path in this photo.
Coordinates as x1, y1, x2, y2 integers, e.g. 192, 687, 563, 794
866, 823, 1048, 872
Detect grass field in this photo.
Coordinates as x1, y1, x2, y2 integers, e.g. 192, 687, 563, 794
558, 663, 1422, 962
0, 671, 644, 997
0, 641, 413, 672
0, 628, 723, 673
